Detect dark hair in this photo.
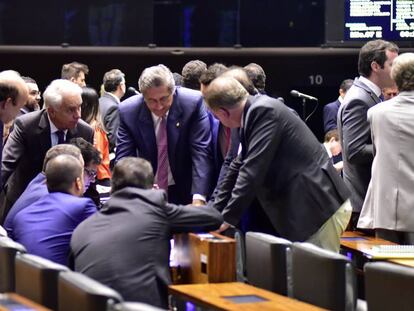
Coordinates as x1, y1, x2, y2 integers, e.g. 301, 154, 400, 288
111, 157, 154, 193
181, 60, 207, 90
69, 137, 101, 166
46, 154, 83, 193
21, 76, 37, 85
358, 40, 399, 77
199, 63, 228, 86
61, 62, 89, 80
42, 144, 81, 171
324, 129, 339, 143
244, 63, 266, 93
81, 87, 100, 124
339, 79, 354, 92
103, 69, 125, 93
222, 66, 258, 95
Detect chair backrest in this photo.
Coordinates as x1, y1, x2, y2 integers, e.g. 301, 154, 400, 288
291, 242, 356, 311
0, 237, 26, 292
245, 232, 292, 296
111, 302, 166, 311
365, 262, 414, 311
58, 271, 123, 311
15, 253, 69, 310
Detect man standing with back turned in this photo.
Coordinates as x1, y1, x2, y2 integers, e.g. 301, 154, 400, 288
338, 39, 399, 230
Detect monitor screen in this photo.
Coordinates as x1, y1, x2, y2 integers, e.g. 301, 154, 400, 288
325, 0, 414, 47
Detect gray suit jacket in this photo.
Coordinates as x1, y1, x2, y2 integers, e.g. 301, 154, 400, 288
70, 187, 222, 309
358, 91, 414, 231
338, 78, 381, 212
1, 109, 94, 218
99, 92, 120, 151
214, 95, 349, 242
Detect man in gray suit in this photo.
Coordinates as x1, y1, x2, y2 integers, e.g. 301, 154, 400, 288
358, 53, 414, 243
1, 79, 94, 220
99, 69, 125, 151
70, 157, 222, 308
338, 39, 399, 230
205, 77, 350, 252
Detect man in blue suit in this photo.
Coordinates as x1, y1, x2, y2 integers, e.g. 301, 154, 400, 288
11, 154, 97, 265
323, 79, 353, 133
116, 65, 213, 205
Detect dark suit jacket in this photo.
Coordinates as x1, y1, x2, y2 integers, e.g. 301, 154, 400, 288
323, 99, 341, 133
214, 95, 349, 242
99, 93, 120, 151
338, 78, 380, 212
1, 109, 94, 218
115, 87, 213, 204
70, 187, 223, 309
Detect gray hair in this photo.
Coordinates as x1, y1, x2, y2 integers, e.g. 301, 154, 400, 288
138, 64, 175, 94
204, 76, 249, 110
391, 52, 414, 92
43, 79, 82, 109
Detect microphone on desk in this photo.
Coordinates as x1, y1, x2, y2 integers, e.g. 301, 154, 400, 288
127, 87, 140, 95
290, 90, 318, 101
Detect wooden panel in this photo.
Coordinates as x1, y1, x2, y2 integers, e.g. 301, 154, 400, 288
0, 293, 51, 311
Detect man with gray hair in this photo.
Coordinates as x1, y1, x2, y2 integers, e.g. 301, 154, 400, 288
99, 69, 126, 151
116, 64, 213, 205
358, 53, 414, 243
1, 79, 94, 220
205, 76, 351, 252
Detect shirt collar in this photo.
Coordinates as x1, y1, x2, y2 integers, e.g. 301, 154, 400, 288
359, 76, 382, 98
151, 110, 170, 124
105, 92, 120, 104
47, 113, 68, 135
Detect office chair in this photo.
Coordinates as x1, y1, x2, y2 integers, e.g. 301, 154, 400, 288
15, 253, 69, 310
0, 237, 26, 292
245, 232, 292, 296
365, 261, 414, 311
58, 271, 123, 311
111, 302, 166, 311
291, 242, 357, 311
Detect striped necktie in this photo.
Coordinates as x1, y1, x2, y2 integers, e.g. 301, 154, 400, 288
156, 116, 169, 191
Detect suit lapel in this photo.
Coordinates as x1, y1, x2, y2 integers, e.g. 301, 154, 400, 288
355, 78, 381, 106
166, 92, 183, 171
137, 98, 157, 168
38, 110, 52, 153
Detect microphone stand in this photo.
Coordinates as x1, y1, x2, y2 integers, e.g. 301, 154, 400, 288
302, 98, 307, 122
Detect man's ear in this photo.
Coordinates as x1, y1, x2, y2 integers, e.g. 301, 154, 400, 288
75, 177, 82, 191
329, 137, 336, 144
216, 107, 230, 119
371, 61, 381, 73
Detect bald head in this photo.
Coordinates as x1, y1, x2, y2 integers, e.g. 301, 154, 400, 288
0, 70, 29, 123
204, 76, 249, 110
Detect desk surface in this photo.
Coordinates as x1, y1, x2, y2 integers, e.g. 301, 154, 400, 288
0, 293, 51, 311
169, 282, 325, 311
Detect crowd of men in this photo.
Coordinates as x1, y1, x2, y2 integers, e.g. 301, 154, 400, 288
0, 39, 413, 307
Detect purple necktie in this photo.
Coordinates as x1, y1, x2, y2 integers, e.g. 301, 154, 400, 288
156, 116, 169, 191
56, 130, 65, 145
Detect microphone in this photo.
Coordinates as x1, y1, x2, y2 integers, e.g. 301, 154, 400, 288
290, 90, 318, 101
127, 87, 140, 95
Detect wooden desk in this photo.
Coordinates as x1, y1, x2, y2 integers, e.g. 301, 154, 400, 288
0, 293, 51, 311
169, 282, 325, 311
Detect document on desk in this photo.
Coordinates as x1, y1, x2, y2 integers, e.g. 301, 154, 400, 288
363, 245, 414, 259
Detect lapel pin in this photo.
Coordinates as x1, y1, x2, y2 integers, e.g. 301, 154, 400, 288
176, 122, 180, 128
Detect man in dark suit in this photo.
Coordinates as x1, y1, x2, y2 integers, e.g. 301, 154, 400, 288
323, 79, 353, 133
12, 154, 97, 265
338, 39, 399, 229
205, 77, 351, 252
99, 69, 126, 152
70, 157, 222, 308
116, 64, 213, 205
1, 79, 94, 220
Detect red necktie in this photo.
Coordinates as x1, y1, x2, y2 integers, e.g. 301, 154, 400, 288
156, 116, 169, 190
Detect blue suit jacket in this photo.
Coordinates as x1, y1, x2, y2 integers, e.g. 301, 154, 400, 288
4, 173, 47, 238
12, 192, 97, 265
323, 99, 341, 133
116, 87, 213, 204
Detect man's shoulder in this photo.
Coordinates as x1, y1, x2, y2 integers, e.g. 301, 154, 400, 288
325, 99, 340, 110
175, 87, 203, 107
119, 94, 144, 113
108, 187, 166, 210
14, 110, 45, 127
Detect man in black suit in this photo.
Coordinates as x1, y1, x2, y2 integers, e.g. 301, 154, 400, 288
1, 79, 94, 220
204, 76, 350, 252
70, 157, 222, 309
338, 39, 399, 229
99, 69, 126, 151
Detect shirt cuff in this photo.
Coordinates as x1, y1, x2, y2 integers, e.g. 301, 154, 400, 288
192, 194, 206, 202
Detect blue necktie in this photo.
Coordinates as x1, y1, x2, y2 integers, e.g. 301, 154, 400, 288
56, 130, 65, 144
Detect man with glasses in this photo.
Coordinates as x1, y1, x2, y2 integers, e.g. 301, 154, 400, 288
1, 79, 94, 221
116, 64, 213, 205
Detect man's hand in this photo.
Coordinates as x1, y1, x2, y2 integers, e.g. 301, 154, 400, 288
216, 222, 230, 233
192, 199, 206, 206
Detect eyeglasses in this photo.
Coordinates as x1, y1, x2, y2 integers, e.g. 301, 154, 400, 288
84, 167, 97, 179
